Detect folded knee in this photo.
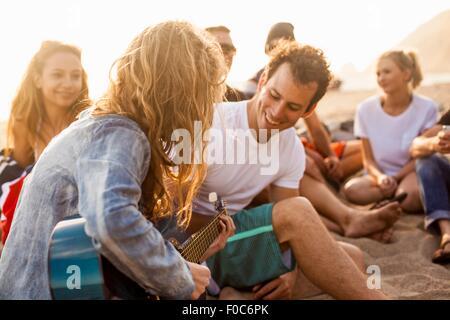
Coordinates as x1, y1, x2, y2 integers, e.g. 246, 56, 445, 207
273, 196, 318, 226
343, 183, 366, 204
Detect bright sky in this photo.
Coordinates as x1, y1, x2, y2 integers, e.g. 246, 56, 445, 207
0, 0, 449, 120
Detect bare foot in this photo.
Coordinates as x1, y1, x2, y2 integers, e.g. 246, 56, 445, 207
368, 227, 394, 243
343, 202, 401, 238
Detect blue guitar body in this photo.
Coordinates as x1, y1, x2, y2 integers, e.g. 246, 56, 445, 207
48, 215, 149, 299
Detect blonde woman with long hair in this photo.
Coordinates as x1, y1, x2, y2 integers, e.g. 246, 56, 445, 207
7, 40, 90, 168
0, 40, 90, 247
343, 50, 439, 213
0, 21, 233, 299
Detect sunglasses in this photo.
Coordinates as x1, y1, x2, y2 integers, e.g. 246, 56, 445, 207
220, 43, 236, 55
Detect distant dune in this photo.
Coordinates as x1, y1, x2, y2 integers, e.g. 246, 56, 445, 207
389, 10, 450, 75
368, 9, 450, 75
339, 10, 450, 90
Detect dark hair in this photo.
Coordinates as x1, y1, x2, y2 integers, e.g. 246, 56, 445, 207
205, 25, 236, 56
266, 40, 331, 110
265, 22, 295, 54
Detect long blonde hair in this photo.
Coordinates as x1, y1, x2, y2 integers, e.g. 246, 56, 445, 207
7, 40, 90, 155
93, 21, 227, 227
379, 50, 423, 89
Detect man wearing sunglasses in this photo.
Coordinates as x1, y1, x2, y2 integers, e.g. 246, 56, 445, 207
206, 25, 247, 102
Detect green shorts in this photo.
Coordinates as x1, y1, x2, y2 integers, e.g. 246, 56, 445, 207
206, 203, 296, 289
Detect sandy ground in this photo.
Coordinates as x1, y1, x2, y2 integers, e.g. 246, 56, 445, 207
301, 214, 450, 300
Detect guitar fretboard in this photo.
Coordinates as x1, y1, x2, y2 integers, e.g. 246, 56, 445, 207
179, 209, 226, 263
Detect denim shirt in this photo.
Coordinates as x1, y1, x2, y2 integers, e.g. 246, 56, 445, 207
0, 109, 195, 299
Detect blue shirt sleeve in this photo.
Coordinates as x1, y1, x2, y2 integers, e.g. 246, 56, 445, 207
74, 119, 195, 299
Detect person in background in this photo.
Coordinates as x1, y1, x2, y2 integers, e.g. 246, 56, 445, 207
0, 40, 91, 247
343, 50, 439, 213
205, 25, 246, 101
410, 109, 450, 264
248, 22, 296, 89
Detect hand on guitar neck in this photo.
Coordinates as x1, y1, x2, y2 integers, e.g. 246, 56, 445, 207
184, 194, 236, 263
198, 214, 235, 262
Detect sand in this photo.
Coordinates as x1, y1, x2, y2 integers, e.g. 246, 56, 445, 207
301, 215, 450, 300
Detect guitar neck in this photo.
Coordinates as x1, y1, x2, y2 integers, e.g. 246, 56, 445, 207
179, 209, 226, 263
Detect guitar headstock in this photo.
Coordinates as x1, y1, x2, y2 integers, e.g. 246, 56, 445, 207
208, 192, 227, 216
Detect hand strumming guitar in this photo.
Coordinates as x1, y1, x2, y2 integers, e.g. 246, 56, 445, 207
187, 262, 211, 299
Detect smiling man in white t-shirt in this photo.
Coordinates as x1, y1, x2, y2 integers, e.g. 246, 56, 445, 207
187, 41, 398, 300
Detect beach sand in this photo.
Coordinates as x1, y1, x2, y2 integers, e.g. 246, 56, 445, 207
298, 214, 450, 300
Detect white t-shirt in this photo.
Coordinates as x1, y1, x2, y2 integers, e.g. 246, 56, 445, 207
193, 101, 305, 216
354, 94, 438, 176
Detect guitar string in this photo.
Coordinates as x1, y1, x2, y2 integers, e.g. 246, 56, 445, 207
181, 208, 226, 262
183, 202, 228, 261
182, 209, 223, 257
183, 215, 220, 262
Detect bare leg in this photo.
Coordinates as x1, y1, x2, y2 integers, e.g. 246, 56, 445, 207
396, 172, 422, 213
320, 216, 343, 235
340, 153, 363, 181
272, 197, 386, 299
219, 241, 367, 300
339, 242, 366, 271
294, 241, 366, 299
341, 140, 362, 158
343, 175, 384, 205
300, 175, 401, 238
339, 140, 363, 181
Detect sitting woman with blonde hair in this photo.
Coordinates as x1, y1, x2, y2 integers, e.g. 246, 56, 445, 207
0, 40, 90, 246
0, 21, 233, 299
343, 50, 439, 212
